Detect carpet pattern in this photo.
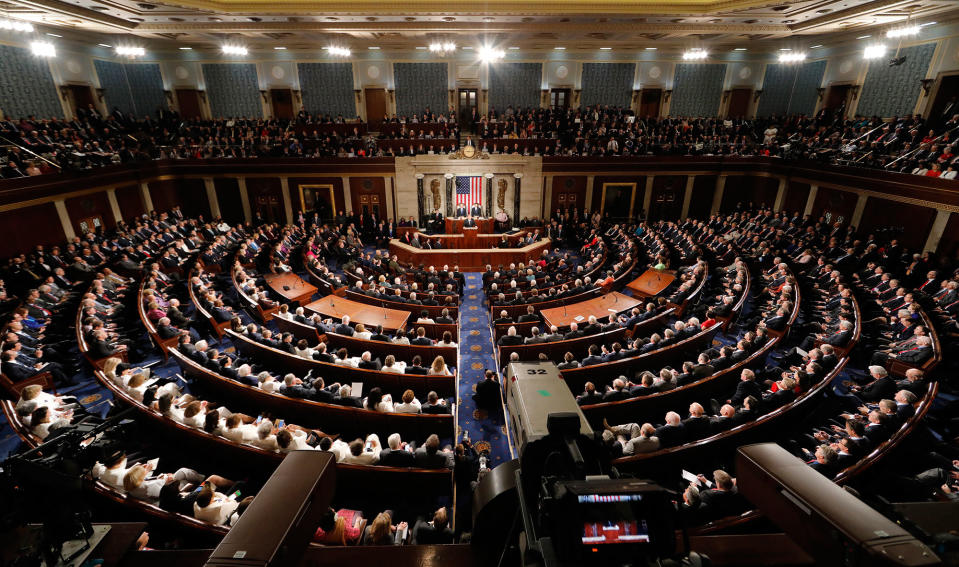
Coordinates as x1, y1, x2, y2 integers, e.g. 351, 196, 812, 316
456, 273, 513, 467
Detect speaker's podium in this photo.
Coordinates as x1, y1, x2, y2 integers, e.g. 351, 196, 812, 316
626, 268, 676, 298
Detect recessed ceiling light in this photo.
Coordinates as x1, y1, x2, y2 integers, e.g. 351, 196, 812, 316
779, 48, 791, 51
508, 46, 520, 50
645, 47, 657, 50
600, 47, 612, 50
179, 47, 192, 50
368, 46, 380, 50
97, 43, 112, 48
274, 46, 286, 50
415, 46, 427, 50
46, 32, 62, 37
734, 47, 747, 51
810, 44, 823, 48
921, 21, 936, 26
483, 17, 494, 22
856, 35, 871, 39
554, 46, 566, 50
462, 46, 473, 50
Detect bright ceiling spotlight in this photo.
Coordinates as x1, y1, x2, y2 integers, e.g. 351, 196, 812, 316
682, 49, 708, 60
221, 44, 248, 55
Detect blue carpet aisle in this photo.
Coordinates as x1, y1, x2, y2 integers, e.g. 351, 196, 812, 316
456, 273, 513, 468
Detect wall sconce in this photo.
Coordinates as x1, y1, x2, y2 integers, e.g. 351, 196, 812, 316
850, 85, 861, 100
722, 90, 731, 103
354, 89, 362, 103
632, 89, 641, 103
387, 89, 395, 104
816, 88, 826, 101
753, 90, 763, 102
259, 90, 268, 102
664, 90, 673, 102
57, 85, 69, 100
573, 89, 581, 104
920, 79, 935, 97
98, 88, 108, 104
197, 90, 207, 103
292, 90, 301, 103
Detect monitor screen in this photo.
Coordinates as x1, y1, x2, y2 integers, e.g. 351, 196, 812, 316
577, 493, 651, 545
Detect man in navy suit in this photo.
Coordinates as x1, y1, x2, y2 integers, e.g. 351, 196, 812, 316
470, 204, 483, 217
454, 205, 467, 217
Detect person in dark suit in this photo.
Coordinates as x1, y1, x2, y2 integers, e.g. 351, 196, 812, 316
807, 445, 840, 478
762, 308, 787, 332
463, 216, 476, 228
681, 403, 711, 439
727, 368, 762, 408
580, 344, 605, 367
472, 370, 501, 410
602, 378, 630, 402
412, 507, 454, 545
454, 205, 467, 217
470, 204, 483, 217
405, 355, 428, 375
357, 352, 382, 370
497, 327, 524, 346
334, 316, 354, 336
378, 433, 416, 467
413, 435, 453, 469
653, 412, 686, 448
698, 470, 748, 519
410, 327, 433, 346
575, 382, 603, 405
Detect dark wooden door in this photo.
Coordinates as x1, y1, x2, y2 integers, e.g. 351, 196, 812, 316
727, 88, 752, 118
270, 88, 294, 119
365, 88, 387, 129
176, 89, 203, 120
458, 89, 478, 125
66, 85, 95, 117
825, 85, 851, 119
928, 75, 959, 128
639, 89, 662, 118
550, 89, 570, 109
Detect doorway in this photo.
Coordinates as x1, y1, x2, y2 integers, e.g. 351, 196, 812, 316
727, 88, 752, 118
928, 75, 959, 129
639, 89, 662, 119
254, 194, 282, 223
458, 88, 478, 126
824, 84, 852, 120
600, 183, 636, 220
365, 88, 387, 129
64, 85, 95, 118
176, 89, 203, 119
270, 88, 294, 119
550, 89, 571, 109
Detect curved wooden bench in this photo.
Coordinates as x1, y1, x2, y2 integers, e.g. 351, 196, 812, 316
90, 369, 455, 496
610, 357, 850, 475
581, 338, 778, 428
232, 261, 278, 323
226, 330, 456, 398
559, 325, 723, 393
167, 347, 454, 440
1, 371, 54, 398
495, 308, 675, 365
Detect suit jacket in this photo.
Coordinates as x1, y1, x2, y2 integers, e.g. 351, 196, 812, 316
729, 380, 762, 406
378, 448, 416, 468
653, 424, 685, 448
412, 519, 454, 545
413, 448, 453, 469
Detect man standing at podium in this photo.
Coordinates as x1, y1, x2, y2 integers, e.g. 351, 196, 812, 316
464, 215, 477, 228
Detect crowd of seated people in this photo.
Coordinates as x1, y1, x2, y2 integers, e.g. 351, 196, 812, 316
89, 447, 256, 526
5, 99, 959, 177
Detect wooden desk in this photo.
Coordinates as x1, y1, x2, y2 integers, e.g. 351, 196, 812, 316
264, 272, 318, 306
540, 292, 642, 329
445, 217, 494, 234
306, 295, 409, 331
389, 238, 550, 272
626, 268, 676, 297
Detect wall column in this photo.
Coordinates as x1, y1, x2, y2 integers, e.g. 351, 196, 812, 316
642, 176, 654, 219
773, 177, 787, 212
236, 177, 252, 223
54, 199, 75, 241
803, 184, 818, 218
384, 176, 396, 222
341, 176, 353, 214
680, 175, 695, 220
585, 175, 595, 211
513, 173, 522, 223
710, 175, 726, 215
484, 173, 494, 217
203, 177, 221, 219
923, 210, 952, 254
543, 175, 553, 219
415, 174, 425, 223
445, 174, 455, 217
139, 182, 154, 213
850, 193, 868, 229
279, 177, 294, 224
106, 188, 123, 225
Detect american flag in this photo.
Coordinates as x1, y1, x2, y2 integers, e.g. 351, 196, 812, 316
455, 176, 483, 209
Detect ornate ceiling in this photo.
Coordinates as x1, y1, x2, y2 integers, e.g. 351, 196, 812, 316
1, 0, 956, 52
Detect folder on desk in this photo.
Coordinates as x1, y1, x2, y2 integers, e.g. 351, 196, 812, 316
351, 382, 363, 398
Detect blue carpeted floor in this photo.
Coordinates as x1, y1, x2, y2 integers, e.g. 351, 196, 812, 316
456, 273, 513, 467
